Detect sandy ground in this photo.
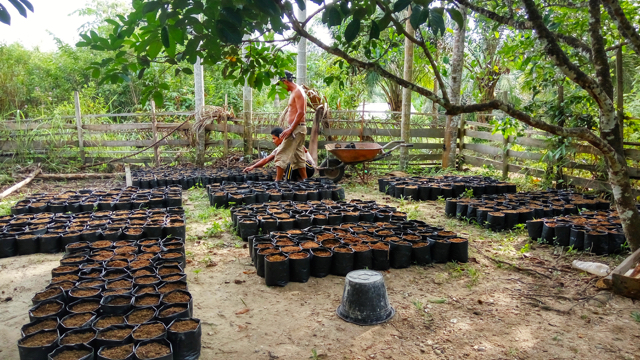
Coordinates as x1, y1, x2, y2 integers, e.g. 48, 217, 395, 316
1, 177, 640, 359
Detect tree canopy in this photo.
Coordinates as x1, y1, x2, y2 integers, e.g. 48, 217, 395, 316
78, 0, 640, 250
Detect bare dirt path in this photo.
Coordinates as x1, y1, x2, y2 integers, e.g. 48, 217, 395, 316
1, 178, 639, 359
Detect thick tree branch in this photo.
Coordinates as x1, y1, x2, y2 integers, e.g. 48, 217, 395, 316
301, 2, 330, 27
588, 0, 614, 100
520, 0, 616, 131
450, 100, 619, 161
600, 0, 640, 55
605, 41, 629, 51
278, 2, 446, 108
375, 0, 451, 104
542, 1, 589, 8
454, 0, 592, 56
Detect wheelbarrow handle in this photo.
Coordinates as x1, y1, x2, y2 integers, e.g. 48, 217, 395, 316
381, 140, 405, 150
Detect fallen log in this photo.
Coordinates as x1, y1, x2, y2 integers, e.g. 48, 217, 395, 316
36, 173, 117, 180
0, 167, 41, 200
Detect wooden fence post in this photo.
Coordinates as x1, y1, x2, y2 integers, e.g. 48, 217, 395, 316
194, 56, 206, 166
150, 100, 160, 167
242, 37, 253, 158
74, 91, 85, 164
457, 114, 465, 170
223, 94, 229, 157
125, 165, 132, 186
502, 136, 509, 179
555, 84, 565, 188
500, 91, 509, 179
400, 9, 414, 171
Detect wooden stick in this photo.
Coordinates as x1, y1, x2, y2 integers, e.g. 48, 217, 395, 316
81, 117, 191, 169
0, 167, 41, 200
125, 165, 132, 187
37, 173, 116, 180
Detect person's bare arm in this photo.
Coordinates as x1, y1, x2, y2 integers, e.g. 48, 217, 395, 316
280, 89, 306, 139
243, 154, 275, 172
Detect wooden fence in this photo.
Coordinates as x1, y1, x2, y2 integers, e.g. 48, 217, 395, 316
2, 99, 639, 194
458, 117, 640, 192
0, 104, 446, 168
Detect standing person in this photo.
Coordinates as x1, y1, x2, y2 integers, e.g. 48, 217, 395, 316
274, 70, 307, 181
243, 127, 315, 180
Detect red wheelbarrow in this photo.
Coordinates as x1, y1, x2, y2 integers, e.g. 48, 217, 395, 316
317, 141, 413, 183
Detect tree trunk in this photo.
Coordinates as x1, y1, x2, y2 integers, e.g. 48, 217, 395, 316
431, 80, 438, 116
606, 153, 640, 251
296, 1, 307, 85
442, 6, 467, 169
399, 8, 415, 171
242, 39, 253, 157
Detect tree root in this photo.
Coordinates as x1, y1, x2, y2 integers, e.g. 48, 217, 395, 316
472, 244, 553, 279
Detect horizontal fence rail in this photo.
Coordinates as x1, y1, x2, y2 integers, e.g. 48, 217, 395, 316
1, 103, 639, 194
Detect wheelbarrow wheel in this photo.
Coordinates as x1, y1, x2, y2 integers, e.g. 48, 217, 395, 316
319, 159, 345, 183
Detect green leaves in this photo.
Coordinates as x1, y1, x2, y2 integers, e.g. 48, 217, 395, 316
327, 5, 343, 27
344, 18, 361, 43
446, 8, 464, 29
17, 0, 32, 12
161, 26, 171, 48
0, 0, 34, 25
393, 0, 412, 13
369, 20, 380, 40
147, 40, 163, 59
7, 0, 27, 17
428, 7, 445, 36
252, 0, 280, 17
377, 11, 392, 31
409, 5, 430, 30
0, 4, 10, 25
152, 90, 164, 108
294, 0, 305, 11
216, 19, 242, 45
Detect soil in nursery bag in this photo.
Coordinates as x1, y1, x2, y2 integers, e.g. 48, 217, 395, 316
32, 287, 64, 305
49, 347, 92, 360
167, 319, 201, 360
370, 242, 390, 271
157, 281, 187, 294
264, 253, 289, 287
288, 251, 311, 283
132, 322, 166, 341
331, 246, 354, 276
22, 318, 59, 336
431, 239, 451, 263
125, 308, 156, 325
20, 329, 59, 347
18, 329, 59, 360
158, 305, 189, 320
61, 312, 95, 330
94, 315, 125, 330
390, 241, 412, 269
69, 287, 101, 300
135, 340, 172, 360
69, 300, 101, 314
310, 248, 332, 278
134, 294, 161, 307
411, 242, 432, 265
96, 325, 133, 342
59, 329, 96, 345
449, 237, 469, 263
350, 244, 373, 270
30, 300, 65, 321
98, 343, 134, 360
